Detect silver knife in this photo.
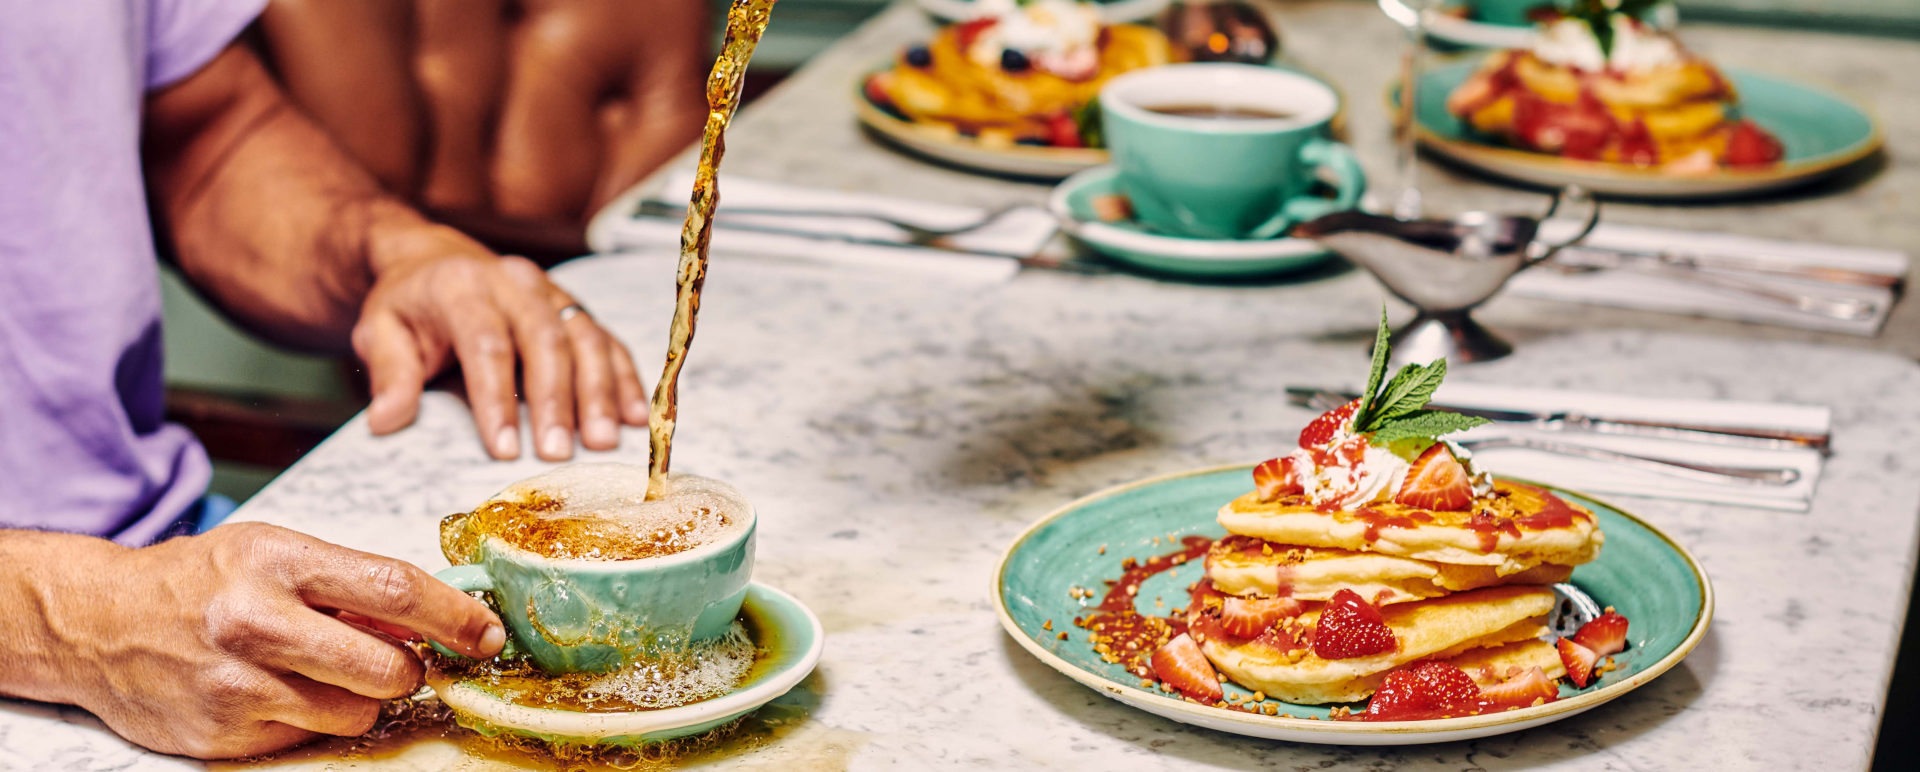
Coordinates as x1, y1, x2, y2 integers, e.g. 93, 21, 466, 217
1284, 386, 1830, 452
630, 200, 1106, 274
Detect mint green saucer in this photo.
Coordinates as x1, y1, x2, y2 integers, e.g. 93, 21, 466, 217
1408, 60, 1882, 198
429, 583, 823, 747
1048, 166, 1340, 279
992, 464, 1712, 745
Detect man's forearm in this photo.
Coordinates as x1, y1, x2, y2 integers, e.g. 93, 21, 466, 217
143, 43, 462, 351
0, 531, 125, 705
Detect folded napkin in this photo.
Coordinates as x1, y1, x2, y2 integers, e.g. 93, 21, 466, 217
1507, 222, 1908, 336
588, 172, 1060, 284
1432, 382, 1830, 512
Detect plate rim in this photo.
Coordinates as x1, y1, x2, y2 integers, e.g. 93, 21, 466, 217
1421, 10, 1537, 50
851, 71, 1114, 174
914, 0, 1173, 25
433, 582, 825, 740
989, 462, 1715, 738
1399, 61, 1885, 196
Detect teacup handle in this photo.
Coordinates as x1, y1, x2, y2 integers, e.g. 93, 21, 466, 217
427, 565, 495, 659
1245, 137, 1368, 241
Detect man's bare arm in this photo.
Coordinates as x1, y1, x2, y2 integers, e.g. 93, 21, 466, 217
0, 525, 503, 759
142, 42, 649, 460
142, 43, 451, 351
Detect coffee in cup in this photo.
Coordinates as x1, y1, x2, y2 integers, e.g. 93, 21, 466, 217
433, 463, 756, 676
1099, 63, 1365, 241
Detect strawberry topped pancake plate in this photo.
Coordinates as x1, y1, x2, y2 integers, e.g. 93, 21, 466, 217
992, 314, 1711, 744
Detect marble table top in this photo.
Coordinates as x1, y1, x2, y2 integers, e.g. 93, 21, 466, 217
12, 2, 1920, 769
19, 250, 1920, 770
594, 0, 1920, 357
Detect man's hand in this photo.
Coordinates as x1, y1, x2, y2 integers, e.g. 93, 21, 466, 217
141, 45, 650, 461
353, 225, 650, 461
48, 523, 503, 759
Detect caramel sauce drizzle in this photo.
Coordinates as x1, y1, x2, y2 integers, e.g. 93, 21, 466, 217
647, 0, 780, 500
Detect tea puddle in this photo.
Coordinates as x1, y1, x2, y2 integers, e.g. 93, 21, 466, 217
211, 672, 860, 772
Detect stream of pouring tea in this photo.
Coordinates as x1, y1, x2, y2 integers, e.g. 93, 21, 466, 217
647, 0, 779, 500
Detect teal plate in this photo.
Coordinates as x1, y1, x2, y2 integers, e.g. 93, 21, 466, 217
993, 465, 1712, 744
1047, 166, 1339, 279
1408, 60, 1882, 199
430, 583, 824, 747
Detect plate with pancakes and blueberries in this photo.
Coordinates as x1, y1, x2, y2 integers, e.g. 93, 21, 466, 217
1402, 1, 1880, 199
993, 313, 1711, 743
858, 0, 1175, 178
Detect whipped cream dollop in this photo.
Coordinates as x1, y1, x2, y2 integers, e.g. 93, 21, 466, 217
1532, 15, 1682, 73
1286, 431, 1494, 511
1285, 436, 1411, 511
967, 0, 1103, 80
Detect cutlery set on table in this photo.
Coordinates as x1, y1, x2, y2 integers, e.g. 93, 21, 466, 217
1290, 383, 1830, 511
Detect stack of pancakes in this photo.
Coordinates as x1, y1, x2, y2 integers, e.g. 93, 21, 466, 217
1188, 480, 1604, 704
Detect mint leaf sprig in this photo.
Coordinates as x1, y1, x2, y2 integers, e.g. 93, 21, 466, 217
1350, 308, 1490, 442
1563, 0, 1664, 58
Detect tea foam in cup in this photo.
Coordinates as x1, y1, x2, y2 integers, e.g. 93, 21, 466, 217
444, 463, 752, 564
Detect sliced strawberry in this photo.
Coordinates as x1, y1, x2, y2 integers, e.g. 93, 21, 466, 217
1723, 120, 1784, 167
862, 74, 894, 108
1395, 443, 1473, 511
1298, 399, 1360, 449
1573, 611, 1629, 657
1480, 666, 1559, 710
1046, 112, 1083, 148
1151, 633, 1223, 703
1557, 637, 1600, 688
1219, 595, 1304, 639
1617, 118, 1659, 166
952, 18, 998, 51
1366, 660, 1481, 720
1186, 605, 1237, 646
1253, 457, 1302, 501
1513, 90, 1616, 161
1312, 588, 1398, 660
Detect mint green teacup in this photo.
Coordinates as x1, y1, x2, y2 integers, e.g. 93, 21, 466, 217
1100, 63, 1364, 241
431, 471, 755, 674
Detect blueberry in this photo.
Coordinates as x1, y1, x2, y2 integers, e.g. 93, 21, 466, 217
1015, 137, 1050, 146
1000, 49, 1030, 73
904, 45, 932, 68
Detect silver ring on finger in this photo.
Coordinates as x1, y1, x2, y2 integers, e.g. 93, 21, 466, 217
557, 303, 591, 324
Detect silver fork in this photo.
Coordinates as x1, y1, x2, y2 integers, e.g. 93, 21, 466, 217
1453, 437, 1800, 487
1548, 252, 1880, 321
636, 200, 1025, 247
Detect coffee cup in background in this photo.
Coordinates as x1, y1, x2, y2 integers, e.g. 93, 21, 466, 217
1099, 63, 1364, 241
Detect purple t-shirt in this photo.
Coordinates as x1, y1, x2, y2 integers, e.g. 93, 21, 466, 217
0, 0, 265, 545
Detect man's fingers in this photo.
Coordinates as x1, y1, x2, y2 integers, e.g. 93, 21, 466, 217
268, 611, 426, 700
270, 676, 385, 738
335, 610, 421, 642
610, 339, 650, 426
558, 309, 622, 451
351, 311, 427, 436
295, 549, 504, 659
444, 298, 521, 459
494, 257, 576, 461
